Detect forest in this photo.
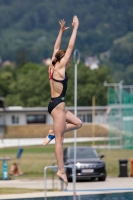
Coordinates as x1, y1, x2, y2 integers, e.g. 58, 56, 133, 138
0, 0, 132, 106
0, 62, 113, 107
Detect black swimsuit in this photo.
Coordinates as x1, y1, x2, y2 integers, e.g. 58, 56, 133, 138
48, 72, 68, 114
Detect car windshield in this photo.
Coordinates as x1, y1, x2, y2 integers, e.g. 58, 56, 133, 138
69, 148, 99, 159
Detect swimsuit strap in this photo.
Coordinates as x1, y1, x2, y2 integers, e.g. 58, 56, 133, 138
52, 71, 68, 83
49, 67, 63, 81
49, 67, 53, 80
52, 77, 65, 83
49, 69, 68, 98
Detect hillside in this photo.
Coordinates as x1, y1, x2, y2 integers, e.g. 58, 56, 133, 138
0, 0, 133, 84
0, 0, 132, 59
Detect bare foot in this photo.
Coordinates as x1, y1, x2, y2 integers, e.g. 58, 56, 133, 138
57, 171, 68, 186
43, 129, 55, 146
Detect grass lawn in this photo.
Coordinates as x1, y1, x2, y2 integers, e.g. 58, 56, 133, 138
0, 188, 44, 195
0, 142, 132, 178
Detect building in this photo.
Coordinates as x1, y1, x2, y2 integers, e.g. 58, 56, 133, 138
0, 106, 108, 127
85, 56, 99, 70
0, 97, 6, 138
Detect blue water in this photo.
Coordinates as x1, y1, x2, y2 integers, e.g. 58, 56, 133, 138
48, 192, 133, 200
5, 192, 133, 200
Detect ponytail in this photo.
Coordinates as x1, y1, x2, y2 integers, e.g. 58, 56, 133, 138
52, 50, 66, 66
52, 58, 57, 66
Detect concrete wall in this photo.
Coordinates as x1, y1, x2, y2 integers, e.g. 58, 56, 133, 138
95, 113, 107, 124
5, 124, 108, 138
0, 114, 4, 125
6, 113, 26, 126
46, 113, 53, 124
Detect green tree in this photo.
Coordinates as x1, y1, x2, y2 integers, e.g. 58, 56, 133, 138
5, 63, 50, 107
0, 69, 14, 97
66, 62, 113, 106
3, 62, 113, 107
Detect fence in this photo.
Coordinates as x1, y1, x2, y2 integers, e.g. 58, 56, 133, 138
107, 87, 133, 149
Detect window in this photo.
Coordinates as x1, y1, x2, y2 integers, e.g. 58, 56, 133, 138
69, 148, 99, 159
12, 116, 19, 124
27, 115, 46, 124
0, 99, 4, 108
87, 114, 92, 122
78, 114, 92, 123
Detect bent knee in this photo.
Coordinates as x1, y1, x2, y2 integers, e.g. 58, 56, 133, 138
76, 119, 82, 129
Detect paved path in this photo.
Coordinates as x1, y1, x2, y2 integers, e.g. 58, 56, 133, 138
0, 137, 110, 148
0, 177, 133, 199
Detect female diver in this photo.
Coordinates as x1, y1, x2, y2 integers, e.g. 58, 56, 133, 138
44, 16, 82, 186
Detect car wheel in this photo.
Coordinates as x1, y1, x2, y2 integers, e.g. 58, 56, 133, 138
98, 175, 106, 181
68, 177, 72, 182
66, 172, 72, 182
91, 177, 96, 181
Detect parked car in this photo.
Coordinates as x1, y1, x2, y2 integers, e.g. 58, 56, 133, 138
63, 146, 106, 181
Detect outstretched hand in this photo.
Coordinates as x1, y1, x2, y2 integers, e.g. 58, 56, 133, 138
59, 19, 69, 32
72, 15, 79, 29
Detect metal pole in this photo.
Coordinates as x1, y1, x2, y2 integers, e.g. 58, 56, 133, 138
44, 166, 47, 200
44, 165, 72, 200
119, 81, 124, 148
92, 96, 95, 146
73, 49, 80, 199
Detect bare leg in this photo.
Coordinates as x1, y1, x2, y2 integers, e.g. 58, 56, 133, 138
17, 165, 23, 175
10, 165, 15, 176
51, 102, 68, 186
65, 109, 82, 132
43, 110, 82, 145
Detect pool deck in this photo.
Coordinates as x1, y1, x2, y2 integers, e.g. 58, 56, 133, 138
0, 177, 133, 199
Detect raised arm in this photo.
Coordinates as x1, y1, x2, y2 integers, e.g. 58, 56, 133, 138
51, 20, 69, 60
62, 16, 79, 64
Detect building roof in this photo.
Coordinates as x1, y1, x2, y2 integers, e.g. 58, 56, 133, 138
1, 106, 108, 113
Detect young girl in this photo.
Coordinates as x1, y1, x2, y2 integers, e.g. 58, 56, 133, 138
44, 16, 82, 186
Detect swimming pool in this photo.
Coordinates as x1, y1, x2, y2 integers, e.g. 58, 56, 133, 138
4, 191, 133, 200
48, 192, 132, 200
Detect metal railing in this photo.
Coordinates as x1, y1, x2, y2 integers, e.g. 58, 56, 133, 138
44, 165, 73, 200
